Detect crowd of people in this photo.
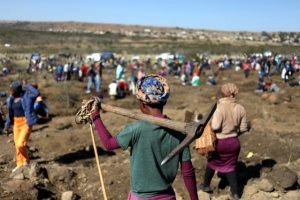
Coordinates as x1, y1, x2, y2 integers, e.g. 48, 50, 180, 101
1, 51, 300, 199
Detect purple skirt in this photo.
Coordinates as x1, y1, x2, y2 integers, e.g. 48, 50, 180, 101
127, 187, 175, 200
208, 137, 240, 173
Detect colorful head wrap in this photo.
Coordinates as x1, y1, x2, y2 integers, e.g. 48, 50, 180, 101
221, 83, 239, 97
136, 74, 170, 105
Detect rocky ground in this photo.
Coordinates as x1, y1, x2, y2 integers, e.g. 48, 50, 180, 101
0, 61, 300, 200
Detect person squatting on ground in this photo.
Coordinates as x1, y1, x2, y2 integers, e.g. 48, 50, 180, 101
82, 74, 199, 200
4, 80, 40, 172
199, 83, 250, 200
34, 96, 49, 123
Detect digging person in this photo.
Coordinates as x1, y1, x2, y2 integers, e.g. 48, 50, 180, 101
82, 74, 199, 200
4, 80, 40, 172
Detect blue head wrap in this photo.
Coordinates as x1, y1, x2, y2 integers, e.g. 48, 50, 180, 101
136, 74, 170, 105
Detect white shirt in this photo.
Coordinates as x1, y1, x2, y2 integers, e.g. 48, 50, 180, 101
109, 83, 118, 95
38, 62, 43, 69
64, 64, 69, 72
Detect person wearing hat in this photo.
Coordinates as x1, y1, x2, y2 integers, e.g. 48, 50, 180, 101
82, 74, 198, 200
199, 83, 250, 200
34, 96, 49, 120
4, 80, 40, 172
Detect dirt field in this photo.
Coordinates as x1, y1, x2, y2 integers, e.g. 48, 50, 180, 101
0, 59, 300, 200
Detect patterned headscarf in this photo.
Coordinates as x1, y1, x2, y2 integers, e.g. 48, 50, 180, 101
221, 83, 239, 98
136, 74, 170, 105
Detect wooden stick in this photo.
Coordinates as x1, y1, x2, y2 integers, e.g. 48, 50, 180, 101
101, 103, 187, 133
89, 124, 108, 200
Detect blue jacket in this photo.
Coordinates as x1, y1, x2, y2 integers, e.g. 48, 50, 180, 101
5, 84, 40, 128
34, 101, 49, 112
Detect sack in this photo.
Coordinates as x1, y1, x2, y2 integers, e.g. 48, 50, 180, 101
195, 120, 217, 159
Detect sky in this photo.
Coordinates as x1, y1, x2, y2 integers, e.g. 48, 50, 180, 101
1, 0, 300, 32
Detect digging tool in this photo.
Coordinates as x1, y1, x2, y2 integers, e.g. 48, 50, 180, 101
75, 100, 217, 165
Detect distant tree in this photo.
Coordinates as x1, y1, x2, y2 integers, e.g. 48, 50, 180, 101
279, 32, 285, 42
294, 38, 299, 43
261, 31, 271, 39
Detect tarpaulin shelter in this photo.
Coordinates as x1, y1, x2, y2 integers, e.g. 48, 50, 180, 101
31, 54, 40, 60
101, 52, 114, 59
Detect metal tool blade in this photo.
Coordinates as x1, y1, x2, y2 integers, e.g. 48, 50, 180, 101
161, 102, 217, 165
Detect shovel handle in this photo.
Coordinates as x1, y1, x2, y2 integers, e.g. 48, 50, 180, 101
101, 104, 187, 133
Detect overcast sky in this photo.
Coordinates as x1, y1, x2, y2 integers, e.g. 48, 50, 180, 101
1, 0, 299, 32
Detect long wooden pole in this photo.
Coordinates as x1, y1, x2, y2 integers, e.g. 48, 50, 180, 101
89, 123, 108, 200
101, 103, 187, 133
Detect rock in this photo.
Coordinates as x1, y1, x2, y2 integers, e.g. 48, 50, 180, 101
12, 173, 24, 180
283, 190, 300, 200
61, 191, 75, 200
268, 94, 279, 104
251, 193, 268, 200
0, 158, 5, 164
29, 162, 45, 182
197, 191, 210, 200
85, 145, 92, 152
270, 192, 280, 198
211, 96, 216, 101
261, 93, 269, 100
1, 179, 39, 199
77, 172, 86, 179
216, 194, 231, 200
296, 158, 300, 164
29, 146, 37, 152
284, 191, 300, 200
258, 178, 274, 192
243, 185, 258, 196
279, 90, 292, 102
270, 166, 298, 188
7, 139, 13, 143
46, 166, 75, 184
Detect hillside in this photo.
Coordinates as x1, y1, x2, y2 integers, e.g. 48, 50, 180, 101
0, 21, 299, 57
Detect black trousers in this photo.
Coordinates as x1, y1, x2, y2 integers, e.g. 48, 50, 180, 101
203, 165, 238, 195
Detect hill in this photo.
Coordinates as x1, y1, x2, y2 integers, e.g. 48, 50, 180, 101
0, 21, 299, 56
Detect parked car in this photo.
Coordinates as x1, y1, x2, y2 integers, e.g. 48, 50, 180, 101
86, 53, 102, 62
155, 53, 174, 60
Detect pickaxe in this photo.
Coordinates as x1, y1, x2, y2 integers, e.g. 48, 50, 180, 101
76, 101, 217, 165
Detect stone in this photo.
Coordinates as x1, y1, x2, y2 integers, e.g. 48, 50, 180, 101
284, 191, 300, 200
197, 191, 210, 200
270, 166, 298, 188
7, 139, 13, 143
12, 173, 24, 180
46, 166, 75, 184
0, 158, 5, 164
258, 178, 274, 192
296, 158, 300, 164
61, 191, 75, 200
29, 162, 45, 182
243, 185, 258, 196
268, 94, 279, 104
85, 145, 92, 152
77, 172, 86, 179
261, 93, 269, 100
251, 193, 268, 200
270, 192, 280, 198
216, 194, 231, 200
29, 146, 37, 152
